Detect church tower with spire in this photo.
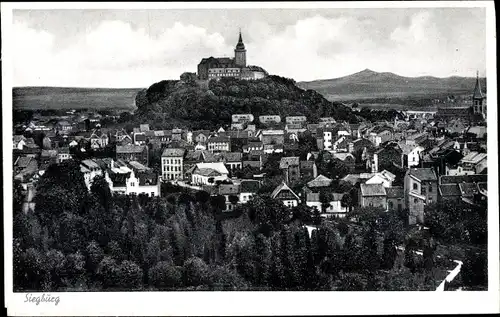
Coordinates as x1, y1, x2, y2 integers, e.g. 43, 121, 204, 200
472, 71, 487, 119
234, 30, 247, 67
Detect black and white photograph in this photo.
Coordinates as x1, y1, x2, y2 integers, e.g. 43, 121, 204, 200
3, 1, 499, 316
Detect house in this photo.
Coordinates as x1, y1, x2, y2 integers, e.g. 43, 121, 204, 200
456, 151, 487, 175
89, 129, 109, 149
386, 186, 405, 212
116, 144, 149, 166
161, 148, 185, 181
13, 135, 27, 150
242, 151, 264, 170
239, 180, 260, 204
40, 149, 58, 165
125, 170, 160, 197
219, 184, 241, 211
399, 142, 425, 168
191, 162, 229, 186
306, 192, 348, 218
438, 183, 463, 203
332, 153, 356, 172
351, 138, 375, 155
80, 159, 103, 190
207, 136, 231, 152
271, 182, 300, 208
359, 183, 387, 210
446, 118, 468, 134
258, 115, 282, 125
368, 127, 393, 146
57, 147, 71, 162
367, 143, 402, 173
365, 170, 396, 188
133, 132, 147, 145
263, 144, 284, 154
172, 128, 183, 141
55, 120, 73, 134
467, 126, 487, 139
243, 141, 264, 153
279, 156, 301, 185
221, 152, 243, 172
285, 116, 307, 125
258, 129, 285, 145
404, 168, 438, 225
317, 128, 333, 151
300, 160, 318, 182
110, 128, 133, 144
14, 156, 38, 175
139, 124, 150, 132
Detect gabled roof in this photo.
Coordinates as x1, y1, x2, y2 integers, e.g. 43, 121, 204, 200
333, 153, 355, 162
195, 162, 229, 175
195, 168, 221, 177
279, 156, 300, 168
271, 182, 300, 200
360, 183, 386, 196
307, 174, 332, 188
407, 168, 437, 182
15, 156, 33, 168
461, 151, 487, 164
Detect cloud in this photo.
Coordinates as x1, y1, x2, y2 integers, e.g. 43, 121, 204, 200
12, 10, 486, 87
13, 20, 233, 87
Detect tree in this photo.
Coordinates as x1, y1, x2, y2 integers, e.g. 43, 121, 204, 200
148, 262, 183, 289
462, 248, 487, 289
246, 195, 290, 235
183, 257, 210, 287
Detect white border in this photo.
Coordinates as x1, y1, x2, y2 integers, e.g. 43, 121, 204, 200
2, 1, 499, 316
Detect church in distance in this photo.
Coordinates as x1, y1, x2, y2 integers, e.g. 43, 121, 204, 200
197, 31, 268, 80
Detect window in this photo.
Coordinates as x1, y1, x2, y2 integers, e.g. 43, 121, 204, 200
388, 201, 394, 210
414, 199, 418, 204
421, 187, 426, 195
151, 192, 155, 197
429, 184, 433, 192
413, 183, 418, 190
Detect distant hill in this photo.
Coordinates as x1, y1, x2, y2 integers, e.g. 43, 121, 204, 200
297, 69, 486, 102
13, 86, 142, 110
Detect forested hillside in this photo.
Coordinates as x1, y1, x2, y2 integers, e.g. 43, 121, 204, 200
134, 75, 359, 131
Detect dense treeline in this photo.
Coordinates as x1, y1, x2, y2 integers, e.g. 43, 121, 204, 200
14, 160, 481, 292
134, 76, 360, 131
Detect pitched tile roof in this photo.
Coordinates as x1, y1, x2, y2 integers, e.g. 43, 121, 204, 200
300, 160, 315, 169
219, 184, 240, 195
459, 183, 480, 197
162, 148, 185, 157
222, 152, 242, 162
116, 144, 147, 154
440, 174, 488, 184
360, 183, 387, 196
271, 182, 299, 200
279, 156, 300, 168
307, 175, 332, 188
137, 172, 158, 186
240, 180, 260, 193
408, 168, 437, 182
306, 192, 320, 202
439, 184, 462, 197
386, 186, 404, 199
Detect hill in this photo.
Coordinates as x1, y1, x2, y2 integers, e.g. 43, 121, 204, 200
298, 69, 486, 102
13, 87, 142, 111
133, 75, 360, 130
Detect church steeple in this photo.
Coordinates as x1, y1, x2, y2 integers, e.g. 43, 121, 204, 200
473, 71, 485, 100
234, 29, 247, 67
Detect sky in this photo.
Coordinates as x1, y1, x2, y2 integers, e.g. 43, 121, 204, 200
11, 7, 487, 88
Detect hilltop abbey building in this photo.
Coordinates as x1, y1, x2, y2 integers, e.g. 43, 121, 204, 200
197, 31, 268, 80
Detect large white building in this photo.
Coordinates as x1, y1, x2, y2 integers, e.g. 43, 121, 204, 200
161, 148, 185, 181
